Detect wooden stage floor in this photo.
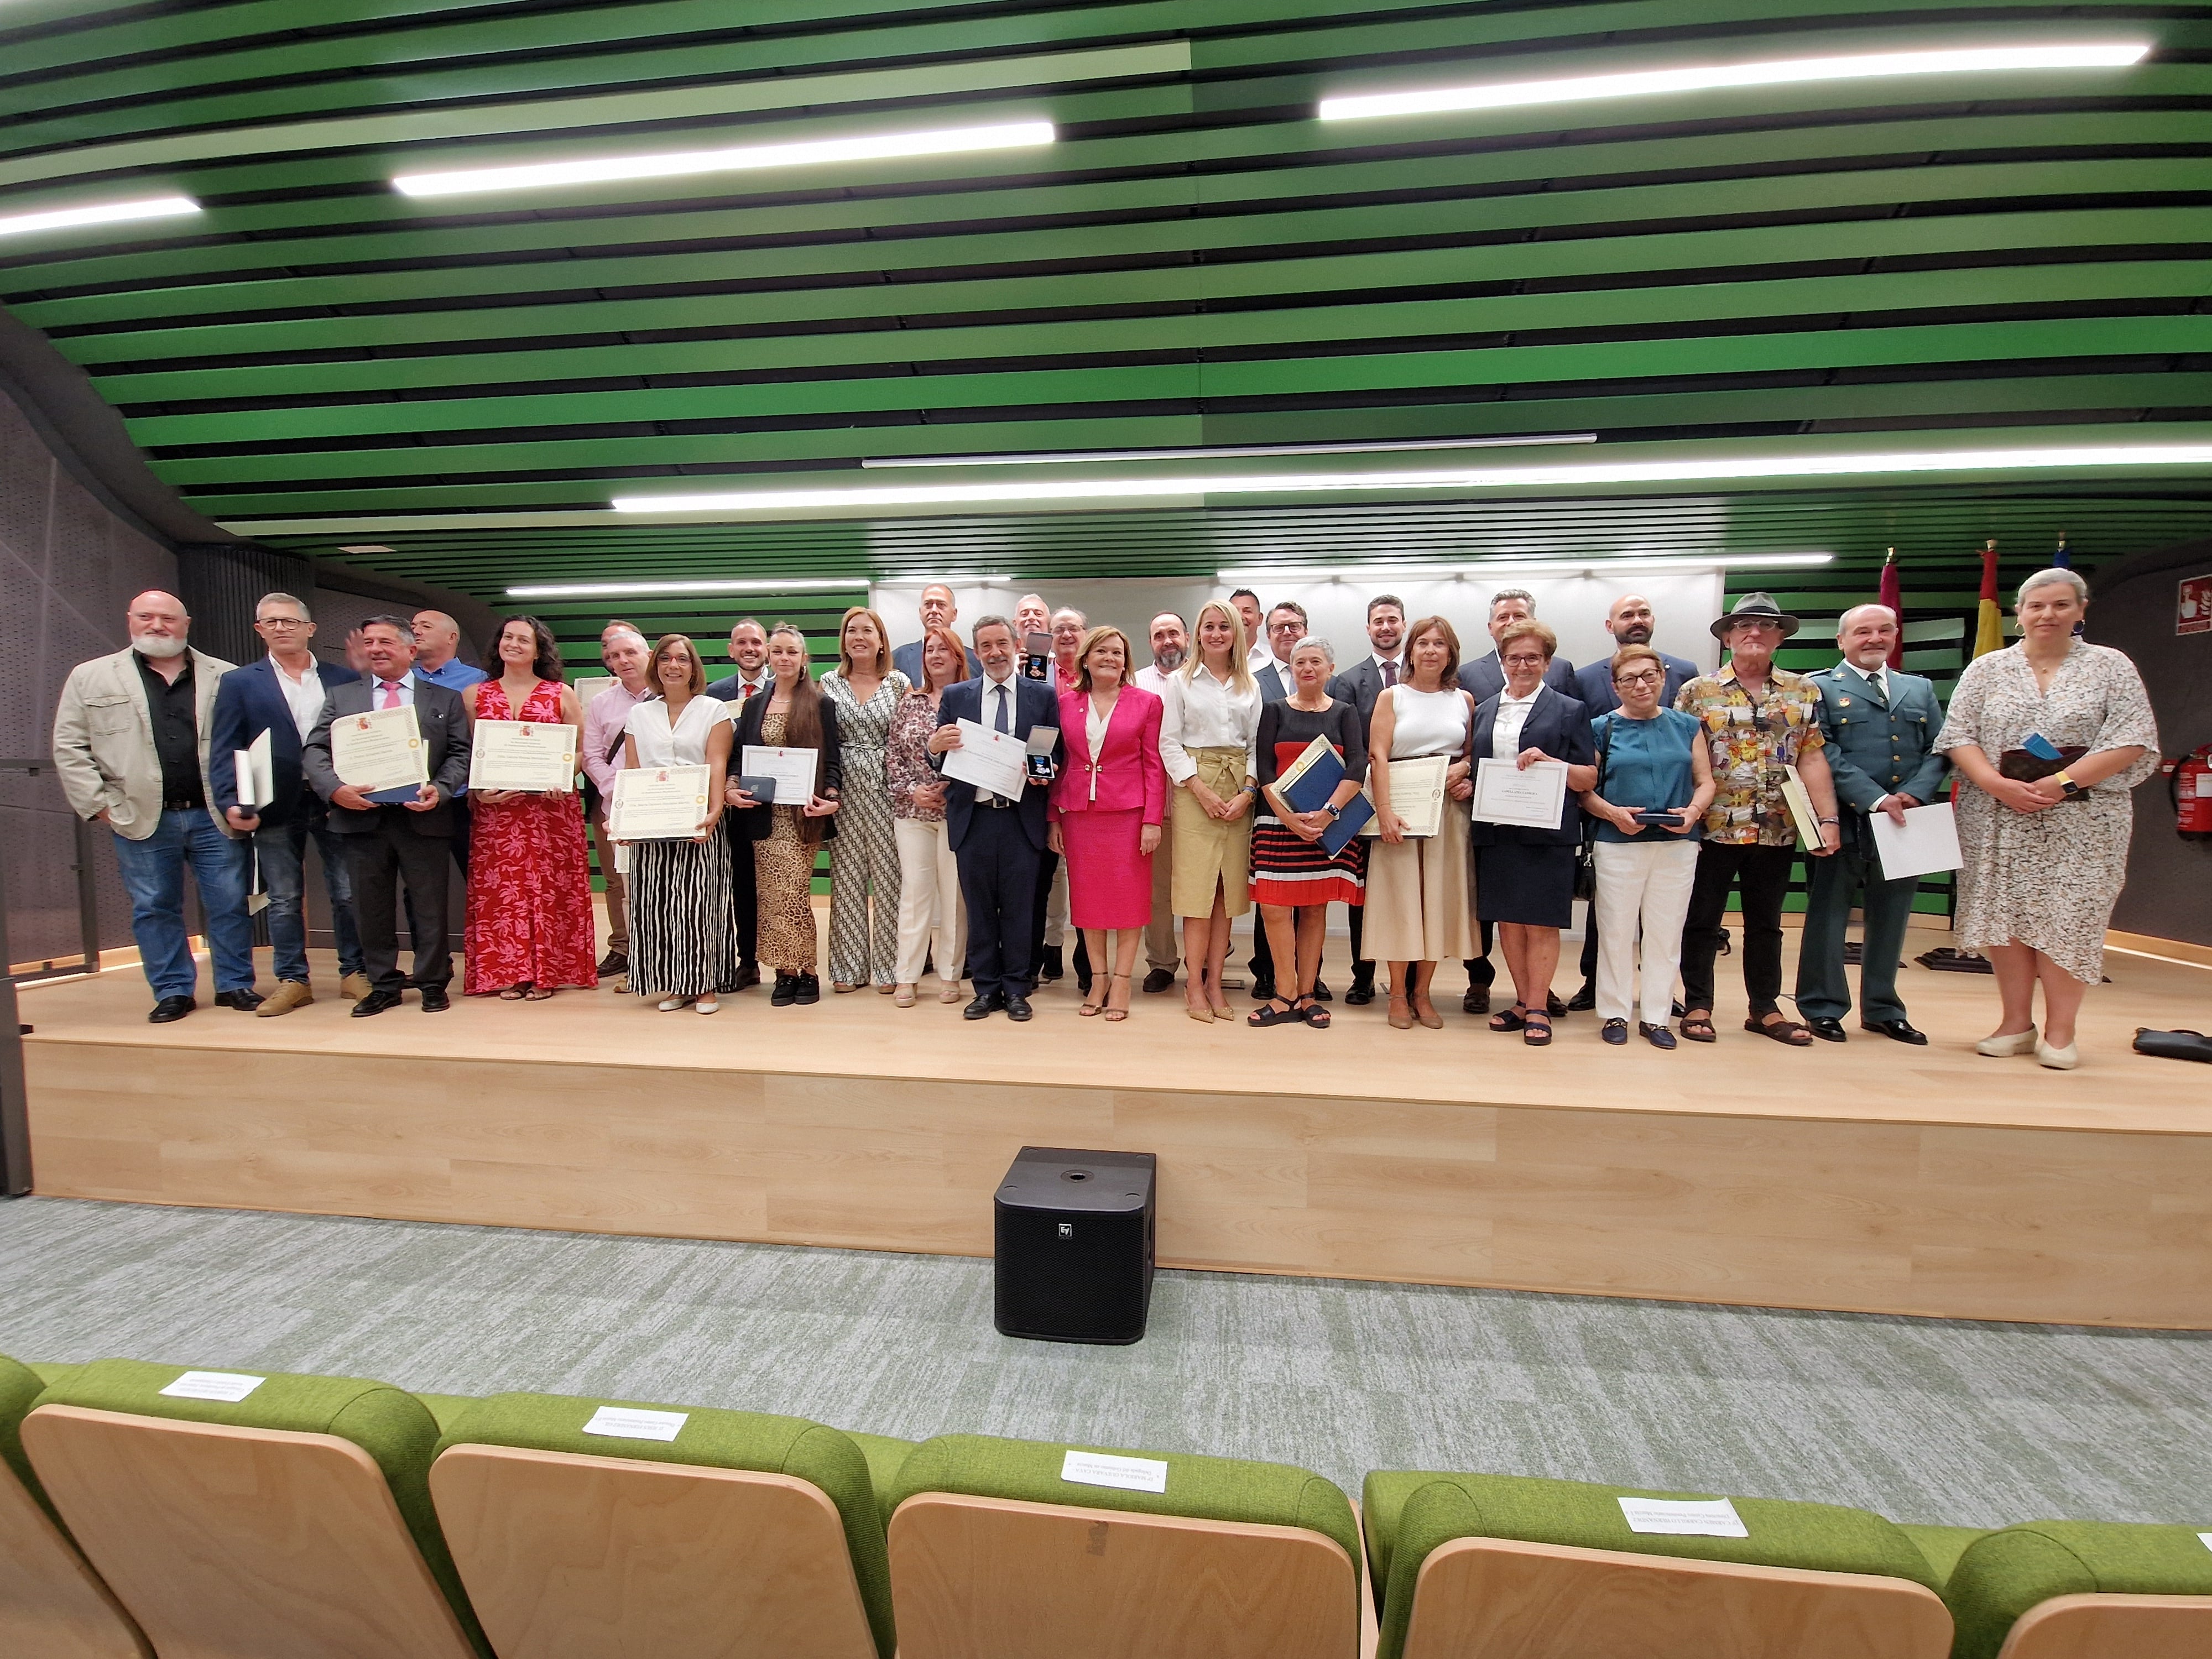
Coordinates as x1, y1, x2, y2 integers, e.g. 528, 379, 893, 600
19, 928, 2211, 1328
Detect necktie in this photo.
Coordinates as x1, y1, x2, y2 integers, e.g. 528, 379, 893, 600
1381, 659, 1398, 687
993, 683, 1010, 733
379, 679, 401, 709
742, 680, 757, 701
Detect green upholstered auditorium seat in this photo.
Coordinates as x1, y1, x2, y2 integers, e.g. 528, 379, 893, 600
1943, 1519, 2212, 1659
428, 1390, 902, 1659
1898, 1524, 1996, 1587
20, 1358, 490, 1659
885, 1432, 1364, 1659
1363, 1470, 1953, 1659
0, 1355, 149, 1659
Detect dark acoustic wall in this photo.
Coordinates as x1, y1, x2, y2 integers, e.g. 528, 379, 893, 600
2087, 539, 2212, 951
0, 384, 180, 968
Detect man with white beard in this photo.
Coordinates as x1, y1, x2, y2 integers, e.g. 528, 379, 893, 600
53, 589, 258, 1022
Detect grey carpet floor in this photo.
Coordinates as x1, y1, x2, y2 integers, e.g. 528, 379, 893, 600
1, 1196, 2203, 1529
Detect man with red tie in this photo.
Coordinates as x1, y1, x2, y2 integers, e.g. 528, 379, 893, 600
708, 617, 774, 987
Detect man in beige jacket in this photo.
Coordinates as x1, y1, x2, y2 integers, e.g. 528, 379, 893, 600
51, 589, 259, 1022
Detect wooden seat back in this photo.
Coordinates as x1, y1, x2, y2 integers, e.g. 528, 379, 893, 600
0, 1459, 150, 1659
1400, 1535, 1953, 1659
21, 1404, 479, 1659
429, 1442, 879, 1659
888, 1489, 1360, 1659
1996, 1593, 2212, 1659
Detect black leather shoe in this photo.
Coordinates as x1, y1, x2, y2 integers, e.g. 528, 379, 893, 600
1462, 985, 1490, 1016
351, 989, 403, 1018
1546, 992, 1567, 1018
1039, 947, 1064, 982
1344, 978, 1374, 1007
730, 962, 761, 992
770, 974, 798, 1007
419, 986, 450, 1013
1640, 1021, 1678, 1050
148, 995, 194, 1024
1601, 1018, 1628, 1045
1249, 975, 1276, 1004
794, 974, 820, 1005
964, 993, 1002, 1020
1566, 981, 1597, 1013
1003, 993, 1034, 1022
1142, 968, 1176, 993
1312, 979, 1332, 1001
213, 988, 264, 1012
596, 950, 629, 977
1864, 1018, 1928, 1046
1807, 1016, 1848, 1043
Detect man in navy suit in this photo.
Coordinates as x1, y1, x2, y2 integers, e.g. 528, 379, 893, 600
1247, 599, 1308, 1000
1325, 594, 1407, 1007
930, 615, 1062, 1021
889, 583, 980, 685
1457, 589, 1575, 1015
208, 592, 364, 1016
1564, 592, 1703, 1010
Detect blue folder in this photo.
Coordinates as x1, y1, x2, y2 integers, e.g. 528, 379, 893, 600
1275, 739, 1374, 857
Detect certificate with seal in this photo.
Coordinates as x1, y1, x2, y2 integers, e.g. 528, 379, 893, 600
1473, 757, 1568, 830
469, 720, 577, 792
739, 745, 820, 806
608, 765, 712, 840
1360, 755, 1449, 837
329, 705, 429, 795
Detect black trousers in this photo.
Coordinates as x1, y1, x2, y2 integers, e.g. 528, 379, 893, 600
727, 817, 759, 968
344, 817, 455, 993
961, 808, 1042, 1001
1680, 841, 1796, 1018
1030, 847, 1057, 982
1463, 921, 1496, 989
1348, 905, 1371, 985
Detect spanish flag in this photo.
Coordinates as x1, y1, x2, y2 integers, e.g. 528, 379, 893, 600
1972, 538, 2005, 659
1878, 547, 1903, 670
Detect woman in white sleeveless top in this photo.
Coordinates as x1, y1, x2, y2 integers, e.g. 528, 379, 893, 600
1364, 616, 1478, 1030
619, 635, 736, 1013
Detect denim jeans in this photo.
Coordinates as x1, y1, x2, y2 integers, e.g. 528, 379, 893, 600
111, 809, 257, 1000
255, 815, 364, 983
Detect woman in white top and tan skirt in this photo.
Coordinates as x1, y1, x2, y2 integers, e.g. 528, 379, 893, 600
619, 634, 735, 1013
1160, 598, 1264, 1022
1365, 615, 1478, 1030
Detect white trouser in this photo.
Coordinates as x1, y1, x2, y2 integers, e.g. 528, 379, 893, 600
1044, 856, 1069, 948
1593, 839, 1701, 1027
894, 817, 966, 987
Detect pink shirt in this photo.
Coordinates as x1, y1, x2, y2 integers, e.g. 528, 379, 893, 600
581, 680, 651, 796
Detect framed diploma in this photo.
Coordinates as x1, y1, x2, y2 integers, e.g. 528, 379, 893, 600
1360, 755, 1449, 837
608, 765, 712, 840
1472, 757, 1568, 830
738, 745, 820, 805
329, 705, 429, 795
469, 720, 577, 793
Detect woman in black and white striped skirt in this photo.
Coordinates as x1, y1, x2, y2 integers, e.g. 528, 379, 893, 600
619, 634, 737, 1013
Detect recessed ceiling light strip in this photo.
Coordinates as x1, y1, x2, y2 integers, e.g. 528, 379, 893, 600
0, 194, 199, 239
1216, 554, 1834, 582
1319, 41, 2151, 123
859, 434, 1599, 467
505, 578, 869, 598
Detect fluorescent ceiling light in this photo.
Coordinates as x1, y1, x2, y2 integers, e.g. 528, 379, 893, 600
1218, 554, 1833, 582
860, 434, 1597, 467
504, 577, 866, 598
611, 444, 2212, 517
394, 119, 1054, 199
1318, 41, 2151, 122
0, 194, 199, 239
336, 544, 394, 554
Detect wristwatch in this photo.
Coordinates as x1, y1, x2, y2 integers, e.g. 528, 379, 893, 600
1324, 803, 1343, 820
2053, 771, 2083, 797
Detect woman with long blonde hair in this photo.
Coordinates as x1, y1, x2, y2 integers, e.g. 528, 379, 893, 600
1159, 598, 1262, 1021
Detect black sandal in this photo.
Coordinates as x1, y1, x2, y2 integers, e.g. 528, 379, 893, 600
1522, 1013, 1553, 1047
1297, 995, 1331, 1029
1247, 998, 1303, 1027
1489, 1002, 1527, 1032
1679, 1010, 1717, 1043
1747, 1012, 1814, 1046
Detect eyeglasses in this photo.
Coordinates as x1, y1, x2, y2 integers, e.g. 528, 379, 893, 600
1614, 670, 1663, 686
1500, 653, 1549, 667
255, 617, 310, 629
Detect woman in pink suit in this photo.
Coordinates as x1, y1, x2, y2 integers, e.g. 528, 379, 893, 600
1047, 625, 1166, 1022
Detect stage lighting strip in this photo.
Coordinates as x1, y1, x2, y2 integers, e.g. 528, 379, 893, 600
0, 195, 199, 238
1317, 41, 2151, 122
608, 445, 2212, 517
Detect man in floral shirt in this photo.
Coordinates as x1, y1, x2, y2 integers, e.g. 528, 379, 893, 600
1672, 593, 1843, 1046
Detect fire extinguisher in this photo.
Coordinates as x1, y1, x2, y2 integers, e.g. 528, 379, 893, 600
2167, 745, 2212, 838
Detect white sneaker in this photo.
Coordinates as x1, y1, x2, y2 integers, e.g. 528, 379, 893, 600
2035, 1039, 2080, 1070
1975, 1029, 2038, 1057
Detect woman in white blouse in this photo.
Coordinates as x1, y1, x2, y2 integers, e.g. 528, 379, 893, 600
1160, 598, 1262, 1022
619, 635, 736, 1013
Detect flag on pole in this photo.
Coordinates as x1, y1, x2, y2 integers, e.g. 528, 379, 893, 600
1973, 538, 2005, 658
1877, 546, 1904, 670
2051, 533, 2071, 569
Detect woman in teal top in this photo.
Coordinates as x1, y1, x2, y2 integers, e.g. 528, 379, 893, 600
1579, 645, 1715, 1048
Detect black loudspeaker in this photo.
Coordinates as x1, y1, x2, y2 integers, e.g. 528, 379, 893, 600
994, 1146, 1156, 1344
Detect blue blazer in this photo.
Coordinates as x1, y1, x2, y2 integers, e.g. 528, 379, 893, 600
1468, 684, 1597, 849
1572, 650, 1700, 717
208, 657, 362, 827
937, 674, 1062, 853
1459, 650, 1577, 703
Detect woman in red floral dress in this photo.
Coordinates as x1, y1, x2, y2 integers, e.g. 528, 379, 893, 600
463, 616, 599, 999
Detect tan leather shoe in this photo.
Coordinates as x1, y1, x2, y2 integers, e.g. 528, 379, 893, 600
339, 972, 372, 1000
257, 980, 314, 1018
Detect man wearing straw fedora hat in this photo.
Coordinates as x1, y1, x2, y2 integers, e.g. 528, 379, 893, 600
1671, 592, 1843, 1046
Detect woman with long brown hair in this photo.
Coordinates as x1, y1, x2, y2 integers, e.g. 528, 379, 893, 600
463, 613, 598, 999
726, 623, 843, 1005
888, 624, 970, 1006
820, 605, 909, 993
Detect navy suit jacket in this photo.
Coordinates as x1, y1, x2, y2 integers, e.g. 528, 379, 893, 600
1255, 661, 1295, 703
1572, 650, 1700, 717
301, 676, 472, 837
208, 657, 362, 827
1459, 650, 1578, 703
937, 675, 1061, 853
1325, 656, 1401, 724
1468, 684, 1597, 849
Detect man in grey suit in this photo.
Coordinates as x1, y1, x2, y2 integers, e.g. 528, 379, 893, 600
1794, 603, 1949, 1046
302, 616, 473, 1016
1254, 600, 1307, 703
1324, 593, 1407, 1007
